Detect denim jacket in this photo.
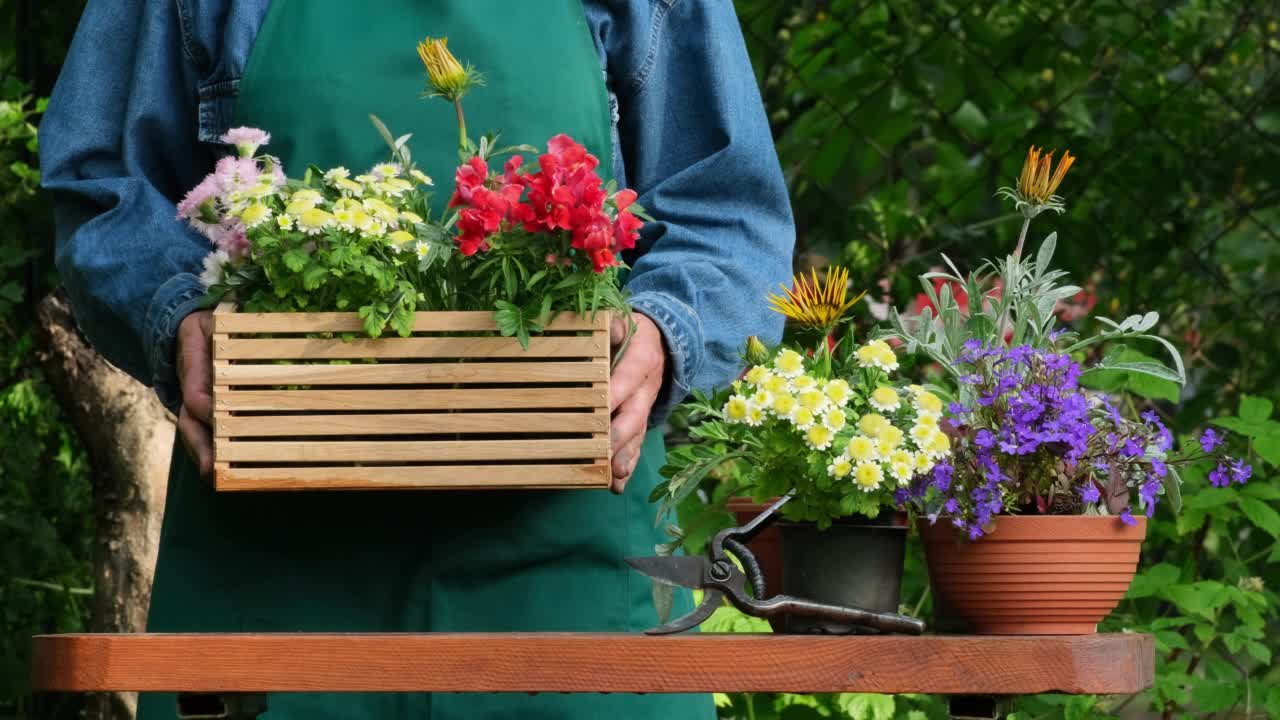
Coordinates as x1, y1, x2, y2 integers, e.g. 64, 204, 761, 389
40, 0, 795, 421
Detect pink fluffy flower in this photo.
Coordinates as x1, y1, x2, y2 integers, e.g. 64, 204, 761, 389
176, 175, 224, 240
208, 221, 250, 259
213, 156, 261, 194
221, 127, 271, 158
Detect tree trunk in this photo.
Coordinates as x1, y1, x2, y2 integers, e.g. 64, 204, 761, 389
34, 289, 172, 720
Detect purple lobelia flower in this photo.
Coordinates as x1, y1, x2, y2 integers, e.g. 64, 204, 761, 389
1079, 483, 1101, 504
1209, 463, 1231, 488
1230, 460, 1252, 485
1138, 479, 1161, 517
1199, 428, 1224, 454
931, 462, 954, 492
1149, 457, 1168, 478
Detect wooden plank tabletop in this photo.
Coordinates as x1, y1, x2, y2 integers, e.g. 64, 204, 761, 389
32, 633, 1154, 696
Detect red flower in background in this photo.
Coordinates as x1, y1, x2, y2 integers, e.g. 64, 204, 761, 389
911, 276, 1004, 316
1055, 283, 1098, 322
909, 271, 1098, 329
446, 135, 639, 271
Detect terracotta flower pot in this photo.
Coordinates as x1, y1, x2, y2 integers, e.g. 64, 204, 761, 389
919, 515, 1147, 635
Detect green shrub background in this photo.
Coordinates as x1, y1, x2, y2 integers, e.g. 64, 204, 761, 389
1, 1, 1276, 718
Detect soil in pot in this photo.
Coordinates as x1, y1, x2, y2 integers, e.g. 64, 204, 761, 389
779, 512, 909, 635
919, 514, 1147, 635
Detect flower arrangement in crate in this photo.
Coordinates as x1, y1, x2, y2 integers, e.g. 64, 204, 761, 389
880, 147, 1256, 634
176, 38, 646, 492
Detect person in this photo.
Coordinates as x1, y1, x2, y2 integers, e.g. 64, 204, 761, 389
40, 1, 794, 717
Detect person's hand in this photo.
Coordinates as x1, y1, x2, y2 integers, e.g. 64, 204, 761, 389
609, 312, 667, 493
176, 310, 215, 477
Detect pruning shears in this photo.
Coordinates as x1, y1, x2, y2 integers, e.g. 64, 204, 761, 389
625, 493, 927, 635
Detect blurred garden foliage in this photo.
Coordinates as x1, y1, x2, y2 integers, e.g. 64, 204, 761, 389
0, 0, 1278, 718
717, 0, 1280, 717
1, 0, 89, 717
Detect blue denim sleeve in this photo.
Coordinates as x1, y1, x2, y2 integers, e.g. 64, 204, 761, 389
601, 0, 796, 424
40, 0, 214, 412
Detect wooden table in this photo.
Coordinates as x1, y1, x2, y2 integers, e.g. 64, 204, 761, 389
33, 632, 1153, 714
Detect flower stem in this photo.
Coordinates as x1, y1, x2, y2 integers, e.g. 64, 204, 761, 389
1013, 216, 1031, 260
454, 99, 468, 156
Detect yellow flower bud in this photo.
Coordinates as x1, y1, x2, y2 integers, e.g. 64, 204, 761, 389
417, 37, 478, 102
745, 335, 770, 365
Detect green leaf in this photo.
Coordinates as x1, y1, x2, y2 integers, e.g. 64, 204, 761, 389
1243, 483, 1280, 501
282, 248, 310, 273
836, 693, 895, 720
1166, 581, 1228, 620
502, 258, 517, 300
1154, 630, 1190, 652
1254, 434, 1280, 467
1035, 233, 1058, 277
1163, 465, 1183, 513
301, 263, 329, 291
1247, 641, 1272, 665
1239, 395, 1274, 422
1192, 681, 1241, 713
1238, 497, 1280, 537
1127, 562, 1180, 598
1079, 346, 1181, 402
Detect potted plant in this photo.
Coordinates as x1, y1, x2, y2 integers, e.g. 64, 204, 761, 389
654, 267, 951, 633
885, 147, 1252, 634
182, 40, 644, 491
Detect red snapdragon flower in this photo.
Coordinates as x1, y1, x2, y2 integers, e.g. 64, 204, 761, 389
446, 134, 642, 272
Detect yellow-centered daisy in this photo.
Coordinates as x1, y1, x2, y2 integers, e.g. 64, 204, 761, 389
858, 413, 889, 436
847, 435, 878, 463
827, 456, 853, 479
854, 462, 884, 491
773, 349, 805, 378
806, 425, 835, 450
724, 395, 749, 423
869, 386, 901, 412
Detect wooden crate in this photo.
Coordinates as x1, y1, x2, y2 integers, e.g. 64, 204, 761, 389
211, 302, 611, 491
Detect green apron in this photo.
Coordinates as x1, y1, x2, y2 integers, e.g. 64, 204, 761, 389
138, 2, 709, 718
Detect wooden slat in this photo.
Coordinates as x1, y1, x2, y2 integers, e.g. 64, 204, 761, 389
214, 464, 609, 491
215, 410, 609, 438
218, 438, 607, 463
214, 335, 606, 360
30, 633, 1155, 695
216, 360, 607, 385
214, 309, 609, 334
215, 387, 606, 412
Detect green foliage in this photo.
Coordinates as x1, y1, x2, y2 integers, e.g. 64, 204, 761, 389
1105, 396, 1280, 718
702, 601, 949, 720
884, 232, 1185, 393
710, 1, 1280, 718
0, 25, 93, 717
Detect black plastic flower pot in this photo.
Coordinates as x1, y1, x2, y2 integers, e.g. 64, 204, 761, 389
778, 513, 908, 634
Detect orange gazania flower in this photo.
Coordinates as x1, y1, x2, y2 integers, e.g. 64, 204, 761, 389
1016, 146, 1075, 205
768, 266, 866, 331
